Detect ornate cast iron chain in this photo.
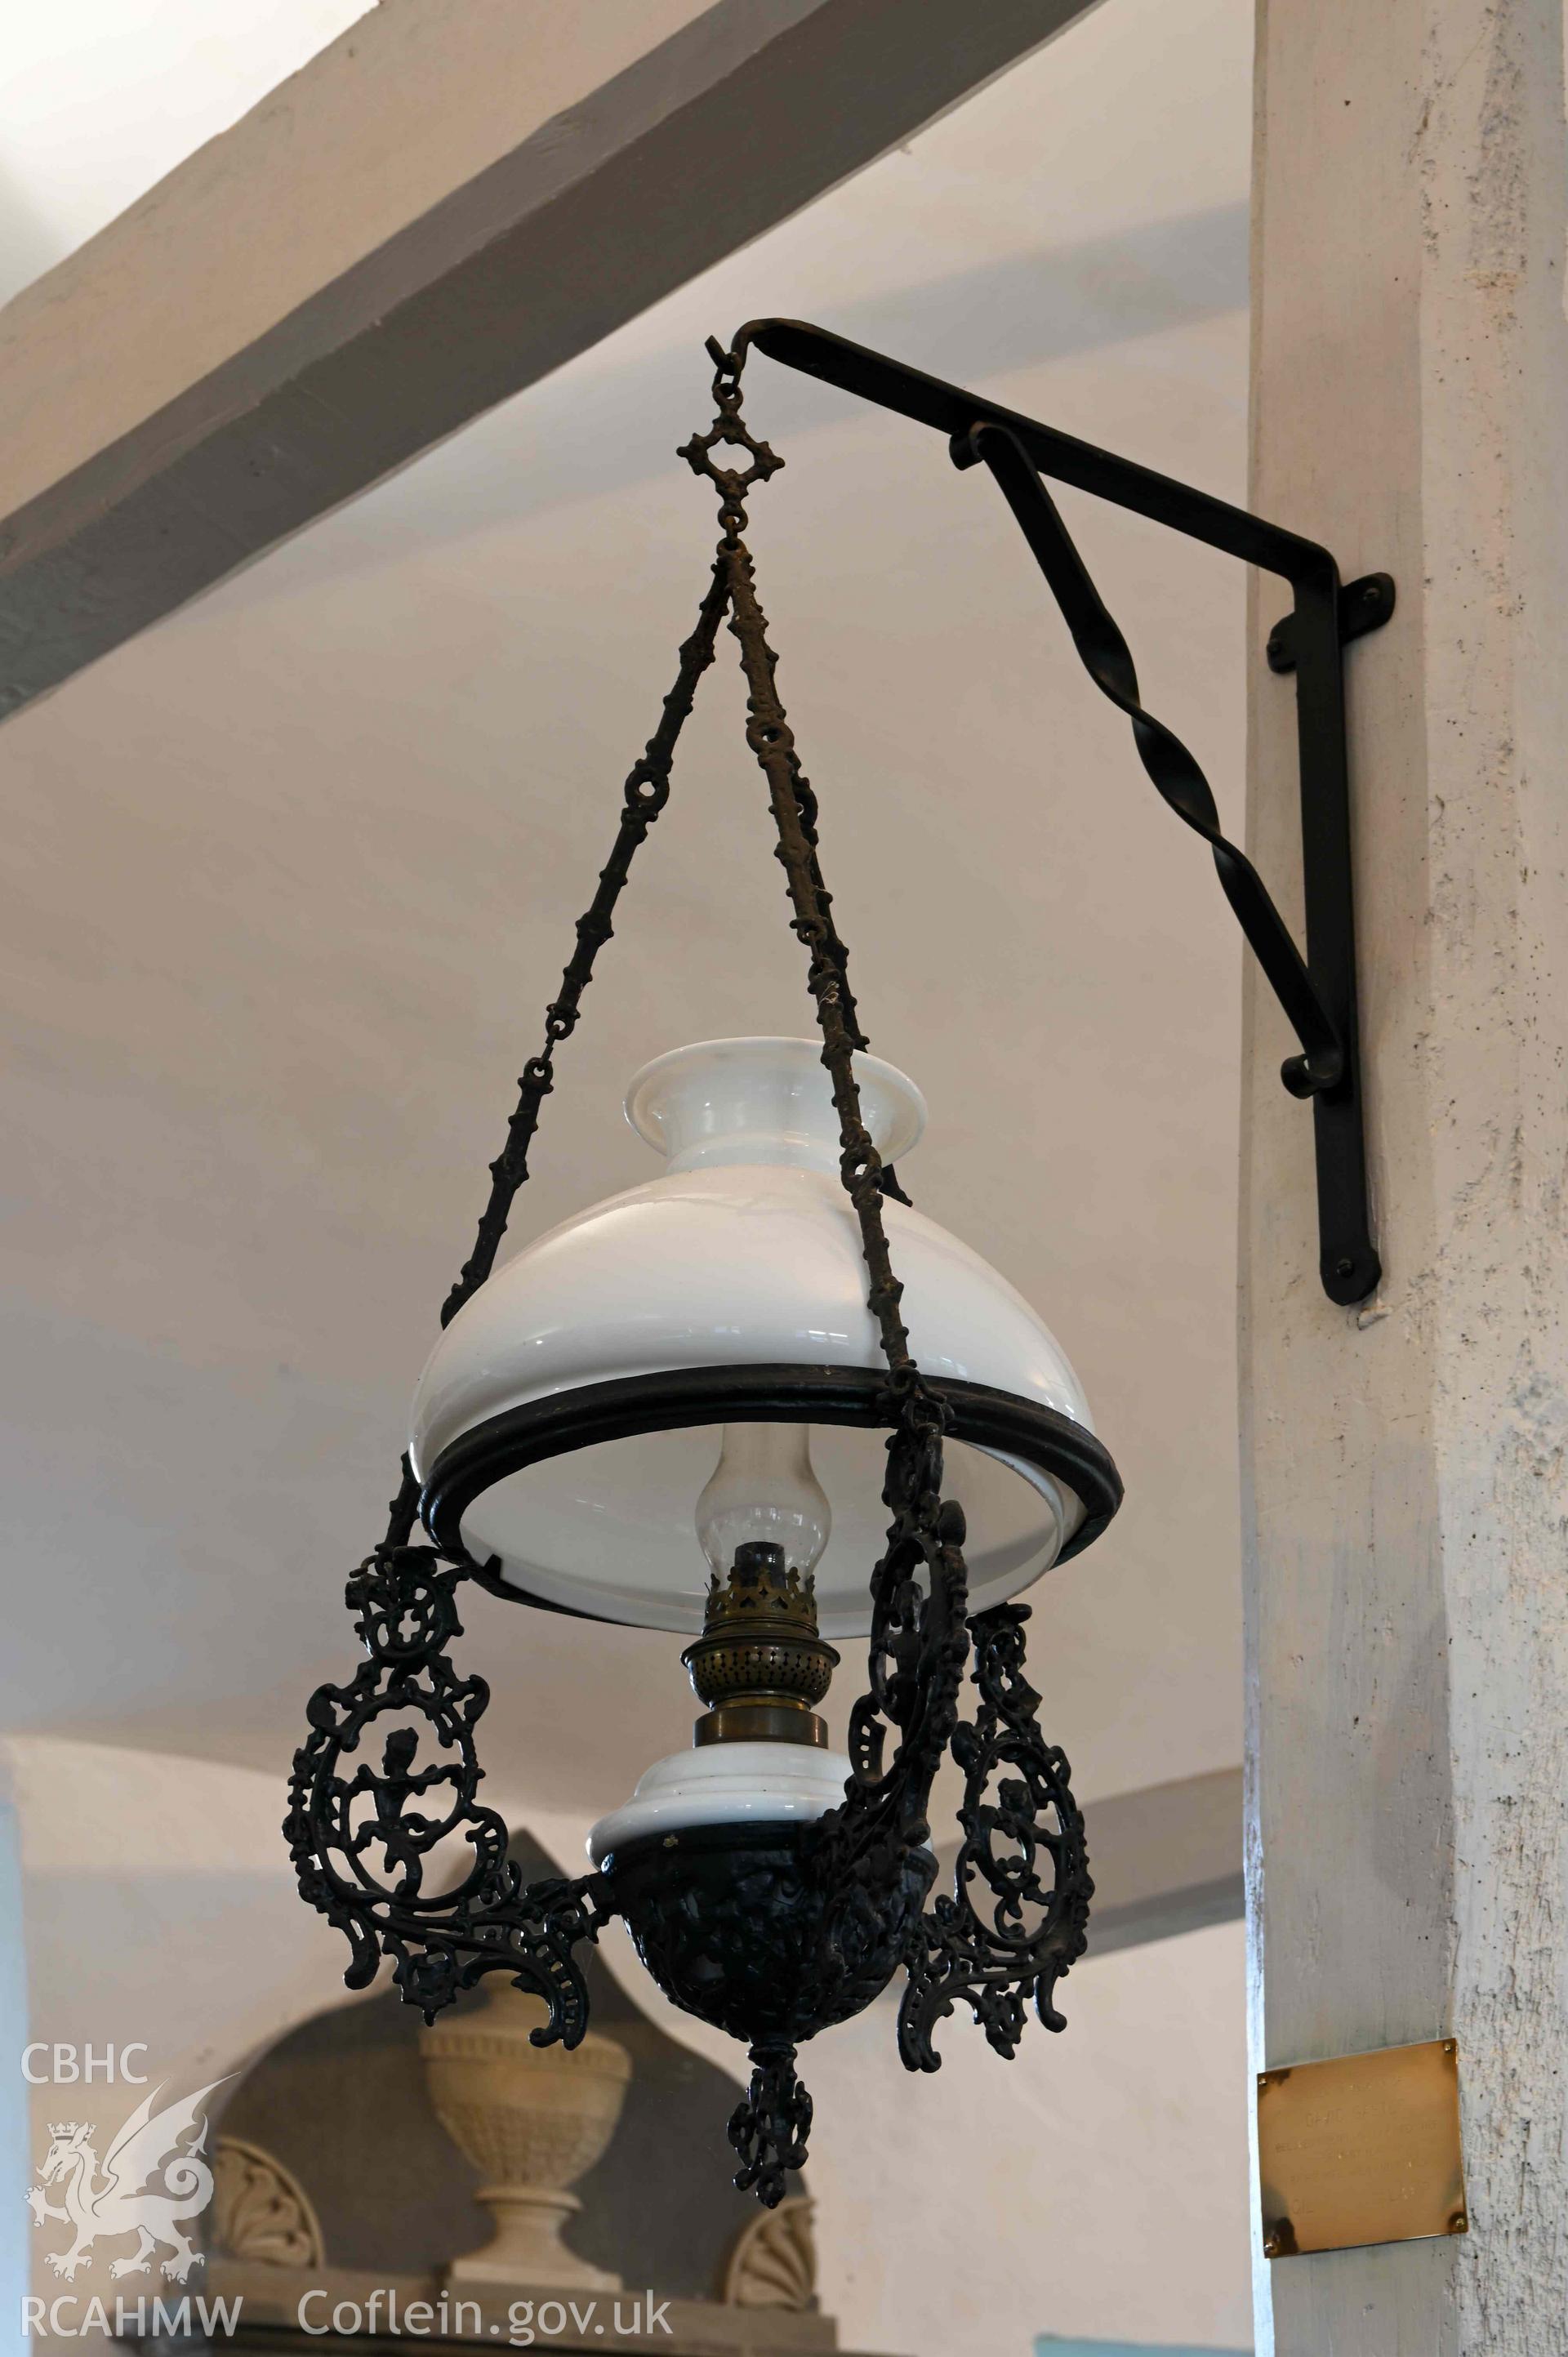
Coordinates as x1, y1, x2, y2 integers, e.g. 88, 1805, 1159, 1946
697, 338, 1092, 2190
694, 336, 978, 2192
288, 332, 1090, 2200
434, 567, 730, 1335
376, 563, 733, 1550
678, 340, 920, 1204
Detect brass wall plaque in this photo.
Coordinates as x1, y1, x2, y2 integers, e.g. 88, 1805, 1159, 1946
1257, 2037, 1468, 2258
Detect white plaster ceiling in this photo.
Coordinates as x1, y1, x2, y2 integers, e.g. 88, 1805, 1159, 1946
0, 0, 370, 301
0, 0, 1262, 1825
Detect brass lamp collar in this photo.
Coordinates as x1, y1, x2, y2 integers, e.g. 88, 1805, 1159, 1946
681, 1541, 840, 1749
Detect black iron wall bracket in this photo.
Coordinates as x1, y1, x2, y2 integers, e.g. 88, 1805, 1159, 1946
736, 319, 1391, 1307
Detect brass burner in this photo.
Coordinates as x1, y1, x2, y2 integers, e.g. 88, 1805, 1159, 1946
681, 1540, 840, 1749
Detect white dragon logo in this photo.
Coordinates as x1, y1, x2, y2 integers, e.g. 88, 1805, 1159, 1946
27, 2080, 225, 2283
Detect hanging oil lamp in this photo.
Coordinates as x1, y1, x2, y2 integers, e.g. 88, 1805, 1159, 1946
291, 310, 1382, 2208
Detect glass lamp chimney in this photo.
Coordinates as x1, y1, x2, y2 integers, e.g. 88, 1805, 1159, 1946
694, 1423, 831, 1579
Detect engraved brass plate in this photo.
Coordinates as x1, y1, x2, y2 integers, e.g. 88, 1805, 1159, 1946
1258, 2037, 1468, 2258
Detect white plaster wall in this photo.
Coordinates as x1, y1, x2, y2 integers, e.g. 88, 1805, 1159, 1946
781, 1923, 1252, 2355
2, 1737, 351, 2313
4, 1737, 346, 2080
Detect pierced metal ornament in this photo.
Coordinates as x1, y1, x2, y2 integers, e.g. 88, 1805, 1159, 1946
284, 1539, 611, 2033
730, 2044, 813, 2211
901, 1601, 1093, 2071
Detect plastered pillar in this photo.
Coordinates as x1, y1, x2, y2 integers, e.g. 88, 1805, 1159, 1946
0, 1766, 28, 2357
1243, 1, 1568, 2350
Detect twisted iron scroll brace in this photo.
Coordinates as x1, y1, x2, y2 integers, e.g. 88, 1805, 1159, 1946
733, 317, 1390, 1308
964, 423, 1341, 1101
288, 333, 1093, 2205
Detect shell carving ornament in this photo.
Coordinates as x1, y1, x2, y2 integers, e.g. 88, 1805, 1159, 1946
212, 2140, 323, 2270
722, 2195, 817, 2310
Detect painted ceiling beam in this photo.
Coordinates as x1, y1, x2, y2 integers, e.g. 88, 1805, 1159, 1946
0, 0, 1096, 724
1080, 1767, 1243, 1956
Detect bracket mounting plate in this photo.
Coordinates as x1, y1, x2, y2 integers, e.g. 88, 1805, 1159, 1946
1267, 573, 1396, 675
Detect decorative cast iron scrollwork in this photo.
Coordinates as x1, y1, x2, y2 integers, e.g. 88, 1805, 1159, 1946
285, 1540, 611, 2031
898, 1600, 1092, 2071
729, 2043, 813, 2210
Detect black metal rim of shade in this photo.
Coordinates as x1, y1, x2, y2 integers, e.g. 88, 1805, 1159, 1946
420, 1360, 1123, 1621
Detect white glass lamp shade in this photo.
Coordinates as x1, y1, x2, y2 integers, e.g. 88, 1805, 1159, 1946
409, 1036, 1118, 1637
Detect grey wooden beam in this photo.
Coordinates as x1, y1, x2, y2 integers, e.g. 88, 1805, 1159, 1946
937, 1767, 1244, 1958
1081, 1767, 1244, 1956
0, 0, 1100, 724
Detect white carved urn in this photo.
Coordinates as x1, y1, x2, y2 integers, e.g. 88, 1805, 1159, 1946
420, 1984, 631, 2290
